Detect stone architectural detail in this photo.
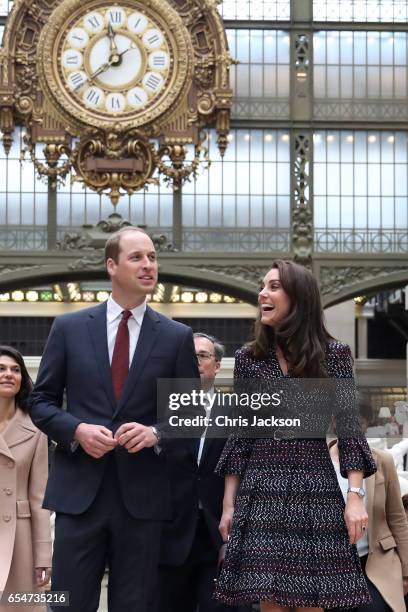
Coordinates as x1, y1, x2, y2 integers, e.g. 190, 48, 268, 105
292, 132, 312, 264
320, 266, 408, 296
68, 254, 105, 272
194, 264, 268, 286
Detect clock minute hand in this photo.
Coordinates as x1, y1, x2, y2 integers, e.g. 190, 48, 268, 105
73, 60, 112, 91
117, 41, 138, 59
89, 60, 112, 80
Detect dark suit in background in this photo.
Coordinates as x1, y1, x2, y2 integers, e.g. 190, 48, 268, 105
158, 332, 251, 612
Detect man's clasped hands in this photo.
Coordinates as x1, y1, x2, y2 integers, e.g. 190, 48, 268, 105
74, 422, 158, 458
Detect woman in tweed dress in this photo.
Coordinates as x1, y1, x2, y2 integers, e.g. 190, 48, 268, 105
215, 260, 376, 611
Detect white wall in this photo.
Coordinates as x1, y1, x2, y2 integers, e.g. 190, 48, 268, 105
324, 299, 355, 355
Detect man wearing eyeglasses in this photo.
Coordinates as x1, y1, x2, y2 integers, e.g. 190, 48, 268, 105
158, 333, 251, 612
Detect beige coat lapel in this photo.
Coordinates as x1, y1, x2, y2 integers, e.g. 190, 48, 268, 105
2, 409, 36, 451
0, 433, 13, 461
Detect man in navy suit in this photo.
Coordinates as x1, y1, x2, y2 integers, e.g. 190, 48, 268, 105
158, 333, 251, 612
30, 227, 199, 612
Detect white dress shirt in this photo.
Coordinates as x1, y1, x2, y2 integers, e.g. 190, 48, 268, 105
106, 295, 146, 366
197, 387, 214, 466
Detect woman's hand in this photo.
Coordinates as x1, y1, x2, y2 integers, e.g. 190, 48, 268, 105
35, 567, 51, 587
219, 505, 234, 542
344, 494, 368, 544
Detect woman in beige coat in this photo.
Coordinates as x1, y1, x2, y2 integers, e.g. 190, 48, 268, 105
329, 439, 408, 612
0, 346, 52, 611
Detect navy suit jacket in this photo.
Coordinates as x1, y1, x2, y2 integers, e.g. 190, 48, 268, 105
30, 303, 199, 520
159, 399, 227, 566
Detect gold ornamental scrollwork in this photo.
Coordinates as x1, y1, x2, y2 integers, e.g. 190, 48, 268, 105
72, 130, 157, 205
20, 132, 73, 189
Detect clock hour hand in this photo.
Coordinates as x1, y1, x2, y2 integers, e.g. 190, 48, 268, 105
107, 22, 118, 55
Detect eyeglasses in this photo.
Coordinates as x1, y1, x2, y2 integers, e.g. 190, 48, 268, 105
196, 351, 215, 362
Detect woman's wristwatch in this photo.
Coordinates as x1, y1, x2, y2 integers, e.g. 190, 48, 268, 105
347, 486, 365, 498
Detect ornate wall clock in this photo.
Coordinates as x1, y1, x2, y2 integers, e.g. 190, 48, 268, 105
39, 1, 191, 130
0, 0, 233, 203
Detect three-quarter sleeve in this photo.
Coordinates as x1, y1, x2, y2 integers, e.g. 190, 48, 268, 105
329, 342, 377, 479
215, 347, 255, 476
215, 435, 254, 476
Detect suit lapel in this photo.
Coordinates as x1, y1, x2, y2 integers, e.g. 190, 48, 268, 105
113, 306, 161, 417
87, 303, 116, 411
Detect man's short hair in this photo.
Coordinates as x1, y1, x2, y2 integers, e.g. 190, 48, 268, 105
104, 226, 149, 267
193, 332, 225, 362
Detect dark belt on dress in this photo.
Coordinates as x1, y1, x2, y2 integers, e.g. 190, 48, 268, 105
273, 429, 297, 441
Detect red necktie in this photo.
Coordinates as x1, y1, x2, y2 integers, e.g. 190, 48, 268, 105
111, 310, 132, 403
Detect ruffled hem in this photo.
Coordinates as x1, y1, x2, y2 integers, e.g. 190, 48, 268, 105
214, 587, 371, 609
338, 436, 377, 478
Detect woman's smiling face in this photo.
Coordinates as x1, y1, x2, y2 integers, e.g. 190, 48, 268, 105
258, 268, 291, 328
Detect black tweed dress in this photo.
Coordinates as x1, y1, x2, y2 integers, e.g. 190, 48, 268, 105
214, 341, 376, 609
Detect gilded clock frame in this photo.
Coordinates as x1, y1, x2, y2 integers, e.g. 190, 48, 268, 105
37, 0, 193, 132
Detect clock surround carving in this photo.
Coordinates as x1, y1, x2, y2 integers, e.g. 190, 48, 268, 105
0, 0, 232, 203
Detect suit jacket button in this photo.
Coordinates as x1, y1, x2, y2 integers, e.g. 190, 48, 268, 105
3, 515, 11, 522
3, 488, 12, 495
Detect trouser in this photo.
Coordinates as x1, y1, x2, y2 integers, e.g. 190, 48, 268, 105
158, 511, 251, 612
51, 455, 161, 612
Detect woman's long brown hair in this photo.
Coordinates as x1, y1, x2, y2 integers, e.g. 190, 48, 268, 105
247, 260, 333, 377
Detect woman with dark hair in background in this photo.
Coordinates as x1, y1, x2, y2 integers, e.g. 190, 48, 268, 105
214, 260, 376, 612
0, 346, 52, 611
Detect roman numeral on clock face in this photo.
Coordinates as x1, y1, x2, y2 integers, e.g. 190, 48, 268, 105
143, 29, 163, 49
152, 56, 165, 66
86, 15, 102, 29
85, 88, 101, 105
148, 50, 170, 71
66, 55, 78, 64
108, 10, 123, 24
144, 72, 163, 92
147, 33, 159, 45
68, 71, 87, 91
105, 93, 125, 112
62, 49, 83, 70
127, 12, 148, 34
127, 87, 148, 108
68, 28, 89, 49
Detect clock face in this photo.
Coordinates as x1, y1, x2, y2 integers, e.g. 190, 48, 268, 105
59, 5, 172, 117
38, 0, 192, 129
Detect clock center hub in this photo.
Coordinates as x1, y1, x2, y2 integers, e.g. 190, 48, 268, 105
109, 53, 121, 66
